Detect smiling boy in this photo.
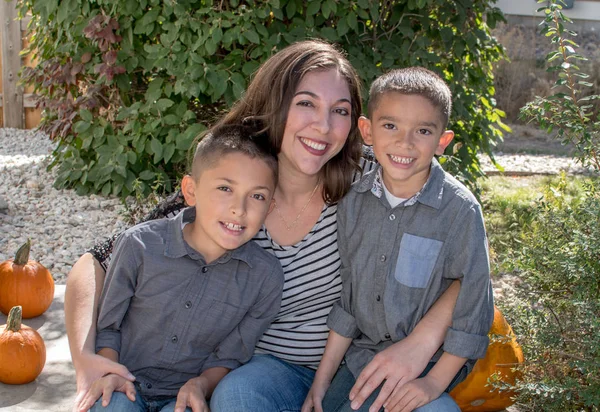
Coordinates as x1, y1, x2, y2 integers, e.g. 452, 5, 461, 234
303, 67, 494, 412
83, 124, 284, 412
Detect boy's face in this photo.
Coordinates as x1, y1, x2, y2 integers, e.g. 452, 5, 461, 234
181, 152, 276, 263
359, 92, 454, 198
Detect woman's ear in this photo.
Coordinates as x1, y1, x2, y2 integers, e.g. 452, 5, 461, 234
181, 175, 197, 206
358, 116, 373, 146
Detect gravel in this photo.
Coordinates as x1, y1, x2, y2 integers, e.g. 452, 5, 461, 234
0, 128, 128, 284
0, 127, 591, 285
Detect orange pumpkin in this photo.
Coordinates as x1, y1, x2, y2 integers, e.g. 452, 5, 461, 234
0, 239, 55, 318
450, 306, 524, 411
0, 306, 46, 384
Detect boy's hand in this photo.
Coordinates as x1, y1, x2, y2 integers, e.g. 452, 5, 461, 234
382, 375, 444, 412
301, 381, 328, 412
348, 338, 430, 411
73, 353, 135, 411
174, 377, 210, 412
75, 373, 136, 412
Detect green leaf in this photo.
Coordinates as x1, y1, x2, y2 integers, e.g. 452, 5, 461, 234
150, 138, 163, 161
139, 170, 155, 180
74, 121, 91, 134
156, 98, 174, 112
307, 1, 320, 16
163, 143, 176, 163
145, 78, 164, 102
243, 30, 260, 44
80, 109, 93, 122
163, 114, 180, 125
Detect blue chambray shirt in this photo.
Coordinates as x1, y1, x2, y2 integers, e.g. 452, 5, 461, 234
96, 207, 284, 398
328, 159, 494, 379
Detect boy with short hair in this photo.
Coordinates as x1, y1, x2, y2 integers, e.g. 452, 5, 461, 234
303, 67, 494, 412
84, 124, 284, 412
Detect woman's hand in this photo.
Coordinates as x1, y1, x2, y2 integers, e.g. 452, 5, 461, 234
348, 336, 431, 411
72, 353, 135, 411
75, 372, 136, 412
301, 381, 329, 412
174, 377, 210, 412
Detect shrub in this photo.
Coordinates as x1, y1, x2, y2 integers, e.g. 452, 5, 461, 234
496, 2, 600, 409
20, 0, 507, 198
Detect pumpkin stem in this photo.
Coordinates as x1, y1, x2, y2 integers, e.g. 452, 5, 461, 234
6, 306, 23, 332
14, 239, 31, 265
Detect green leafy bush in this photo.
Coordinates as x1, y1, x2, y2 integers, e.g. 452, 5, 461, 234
496, 2, 600, 409
20, 0, 507, 198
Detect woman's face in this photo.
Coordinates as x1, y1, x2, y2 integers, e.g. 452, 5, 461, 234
279, 69, 353, 178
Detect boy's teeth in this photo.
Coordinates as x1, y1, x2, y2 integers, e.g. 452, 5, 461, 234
300, 137, 327, 151
224, 222, 243, 231
389, 155, 414, 164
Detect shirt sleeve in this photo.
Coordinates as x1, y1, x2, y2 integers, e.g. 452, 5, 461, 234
327, 200, 361, 339
88, 190, 187, 271
443, 203, 494, 359
202, 263, 284, 371
95, 232, 140, 354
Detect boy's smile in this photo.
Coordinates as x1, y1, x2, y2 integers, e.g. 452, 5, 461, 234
359, 93, 454, 199
181, 152, 276, 263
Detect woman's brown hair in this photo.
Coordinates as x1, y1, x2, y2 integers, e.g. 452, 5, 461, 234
215, 39, 363, 204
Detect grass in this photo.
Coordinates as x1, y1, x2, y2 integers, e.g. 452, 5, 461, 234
480, 175, 591, 278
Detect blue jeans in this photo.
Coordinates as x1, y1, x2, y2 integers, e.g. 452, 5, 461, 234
210, 354, 316, 412
89, 391, 192, 412
322, 364, 462, 412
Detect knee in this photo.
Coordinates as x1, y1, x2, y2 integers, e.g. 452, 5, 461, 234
414, 393, 460, 412
88, 392, 138, 412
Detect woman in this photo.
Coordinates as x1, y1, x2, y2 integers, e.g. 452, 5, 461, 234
66, 40, 458, 412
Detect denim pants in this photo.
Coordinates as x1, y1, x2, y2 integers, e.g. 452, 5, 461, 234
322, 363, 463, 412
89, 385, 192, 412
210, 354, 316, 412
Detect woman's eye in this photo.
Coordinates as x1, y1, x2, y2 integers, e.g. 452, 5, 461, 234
334, 107, 350, 116
217, 186, 231, 192
252, 194, 266, 201
297, 100, 314, 108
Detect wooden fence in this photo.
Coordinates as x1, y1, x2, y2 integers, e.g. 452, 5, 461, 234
0, 1, 41, 129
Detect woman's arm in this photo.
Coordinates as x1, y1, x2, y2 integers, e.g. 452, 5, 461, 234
65, 253, 135, 409
348, 280, 460, 411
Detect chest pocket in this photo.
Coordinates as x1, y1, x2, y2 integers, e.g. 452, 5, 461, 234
394, 234, 443, 288
200, 299, 250, 349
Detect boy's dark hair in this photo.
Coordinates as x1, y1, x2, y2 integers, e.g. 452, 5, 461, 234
368, 67, 452, 127
191, 124, 278, 184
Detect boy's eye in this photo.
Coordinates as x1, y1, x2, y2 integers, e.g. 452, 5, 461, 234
334, 107, 350, 116
383, 123, 397, 130
217, 186, 231, 192
418, 128, 432, 135
252, 193, 266, 201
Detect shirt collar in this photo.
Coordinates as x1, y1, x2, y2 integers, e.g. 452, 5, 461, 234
353, 158, 446, 209
165, 207, 255, 267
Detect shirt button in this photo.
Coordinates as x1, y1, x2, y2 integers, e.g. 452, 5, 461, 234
185, 301, 192, 309
376, 295, 381, 302
385, 333, 391, 339
380, 255, 386, 262
146, 382, 152, 389
202, 267, 208, 273
171, 335, 178, 343
389, 214, 396, 221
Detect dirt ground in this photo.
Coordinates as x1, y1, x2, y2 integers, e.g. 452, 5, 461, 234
494, 123, 574, 156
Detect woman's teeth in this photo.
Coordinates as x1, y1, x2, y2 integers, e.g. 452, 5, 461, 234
300, 137, 327, 151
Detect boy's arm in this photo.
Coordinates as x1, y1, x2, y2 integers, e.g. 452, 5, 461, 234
302, 331, 352, 412
202, 264, 284, 371
95, 232, 140, 358
349, 280, 459, 411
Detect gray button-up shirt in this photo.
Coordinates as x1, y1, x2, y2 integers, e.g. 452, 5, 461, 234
328, 160, 494, 379
96, 207, 284, 398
